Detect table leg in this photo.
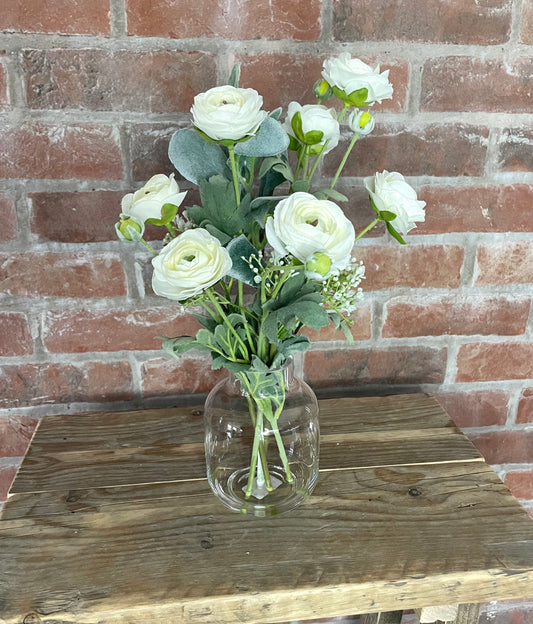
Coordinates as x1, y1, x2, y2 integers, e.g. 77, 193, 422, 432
360, 611, 403, 624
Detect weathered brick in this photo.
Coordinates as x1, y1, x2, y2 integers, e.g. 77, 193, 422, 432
355, 245, 463, 291
324, 124, 489, 178
0, 313, 33, 356
0, 124, 122, 179
456, 342, 533, 382
480, 607, 533, 624
434, 391, 509, 428
23, 50, 216, 113
521, 1, 533, 44
0, 253, 126, 298
498, 128, 533, 172
0, 465, 18, 502
141, 356, 225, 396
0, 194, 17, 241
333, 0, 511, 45
476, 241, 533, 286
383, 296, 530, 338
333, 183, 386, 237
239, 54, 408, 113
0, 63, 8, 109
0, 416, 38, 456
127, 0, 321, 40
504, 471, 533, 500
130, 124, 178, 181
30, 191, 125, 243
517, 388, 533, 424
422, 57, 533, 113
416, 185, 533, 234
1, 0, 110, 34
43, 309, 200, 353
304, 346, 447, 388
303, 302, 372, 342
467, 430, 533, 465
0, 361, 133, 408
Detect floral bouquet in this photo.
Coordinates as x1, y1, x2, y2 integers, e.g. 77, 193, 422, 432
116, 54, 426, 514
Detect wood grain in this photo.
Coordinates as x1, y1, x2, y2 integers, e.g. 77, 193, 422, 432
1, 394, 532, 624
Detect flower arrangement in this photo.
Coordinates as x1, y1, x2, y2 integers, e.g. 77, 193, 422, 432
116, 55, 426, 509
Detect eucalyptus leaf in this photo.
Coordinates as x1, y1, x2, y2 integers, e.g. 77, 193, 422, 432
292, 179, 311, 193
228, 63, 241, 88
168, 128, 228, 185
269, 107, 283, 121
234, 117, 290, 157
159, 336, 199, 360
313, 188, 349, 202
226, 234, 262, 287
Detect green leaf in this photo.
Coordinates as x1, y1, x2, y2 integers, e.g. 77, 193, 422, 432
290, 111, 304, 141
269, 107, 282, 121
259, 156, 294, 183
168, 128, 228, 185
226, 234, 262, 287
234, 117, 290, 158
369, 197, 380, 216
192, 313, 218, 333
228, 63, 241, 88
292, 179, 311, 193
386, 221, 406, 244
331, 85, 369, 107
159, 336, 206, 361
278, 299, 330, 329
313, 188, 349, 202
303, 129, 324, 146
380, 210, 397, 222
277, 335, 311, 357
211, 357, 251, 374
196, 176, 252, 237
249, 196, 284, 225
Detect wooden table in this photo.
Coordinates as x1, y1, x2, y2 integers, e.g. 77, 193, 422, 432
1, 394, 532, 624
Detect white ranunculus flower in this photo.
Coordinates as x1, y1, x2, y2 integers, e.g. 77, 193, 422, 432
265, 192, 355, 278
152, 228, 232, 301
121, 174, 187, 223
284, 102, 340, 154
191, 85, 268, 142
322, 53, 393, 105
364, 171, 426, 237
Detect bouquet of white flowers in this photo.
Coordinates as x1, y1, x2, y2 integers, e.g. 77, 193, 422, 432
116, 55, 426, 514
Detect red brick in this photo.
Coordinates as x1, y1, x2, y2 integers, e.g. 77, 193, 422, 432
0, 361, 133, 408
504, 471, 533, 500
130, 124, 178, 181
517, 389, 533, 424
355, 245, 464, 291
521, 1, 533, 44
23, 50, 216, 113
0, 416, 38, 456
333, 0, 511, 45
456, 342, 533, 383
303, 302, 372, 342
0, 63, 8, 109
0, 124, 122, 179
304, 346, 447, 388
422, 57, 533, 113
126, 0, 321, 40
325, 124, 489, 178
0, 0, 110, 34
498, 128, 533, 172
383, 296, 530, 338
141, 356, 225, 396
476, 242, 533, 286
43, 309, 201, 353
31, 191, 125, 243
467, 430, 533, 465
0, 465, 18, 502
0, 194, 17, 241
434, 391, 509, 428
480, 607, 533, 624
0, 313, 33, 356
416, 185, 533, 234
239, 54, 408, 113
0, 253, 126, 298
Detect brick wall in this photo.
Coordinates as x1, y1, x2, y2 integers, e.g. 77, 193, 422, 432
0, 0, 532, 618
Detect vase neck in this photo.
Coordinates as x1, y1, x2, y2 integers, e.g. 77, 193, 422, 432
230, 358, 296, 397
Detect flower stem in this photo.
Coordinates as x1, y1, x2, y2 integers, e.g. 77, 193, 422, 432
205, 289, 249, 360
355, 217, 380, 242
330, 130, 359, 190
140, 238, 158, 256
227, 143, 241, 207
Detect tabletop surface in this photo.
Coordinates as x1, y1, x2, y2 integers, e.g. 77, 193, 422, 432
1, 393, 533, 624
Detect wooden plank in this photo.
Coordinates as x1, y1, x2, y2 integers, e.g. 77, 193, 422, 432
360, 612, 403, 624
1, 463, 532, 623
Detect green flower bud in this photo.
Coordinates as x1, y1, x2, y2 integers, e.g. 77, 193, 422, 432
115, 215, 145, 242
313, 79, 333, 100
348, 109, 375, 135
305, 252, 332, 278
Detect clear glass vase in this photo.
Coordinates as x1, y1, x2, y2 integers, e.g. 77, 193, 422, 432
204, 358, 320, 516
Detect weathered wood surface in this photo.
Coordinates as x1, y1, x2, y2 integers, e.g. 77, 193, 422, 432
1, 394, 532, 624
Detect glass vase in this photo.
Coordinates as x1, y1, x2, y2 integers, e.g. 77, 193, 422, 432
204, 358, 320, 516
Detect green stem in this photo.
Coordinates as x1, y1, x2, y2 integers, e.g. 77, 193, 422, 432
245, 408, 263, 499
205, 289, 249, 360
165, 222, 177, 237
140, 238, 158, 256
337, 103, 350, 124
227, 143, 241, 207
330, 130, 359, 190
307, 139, 330, 183
355, 218, 380, 242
